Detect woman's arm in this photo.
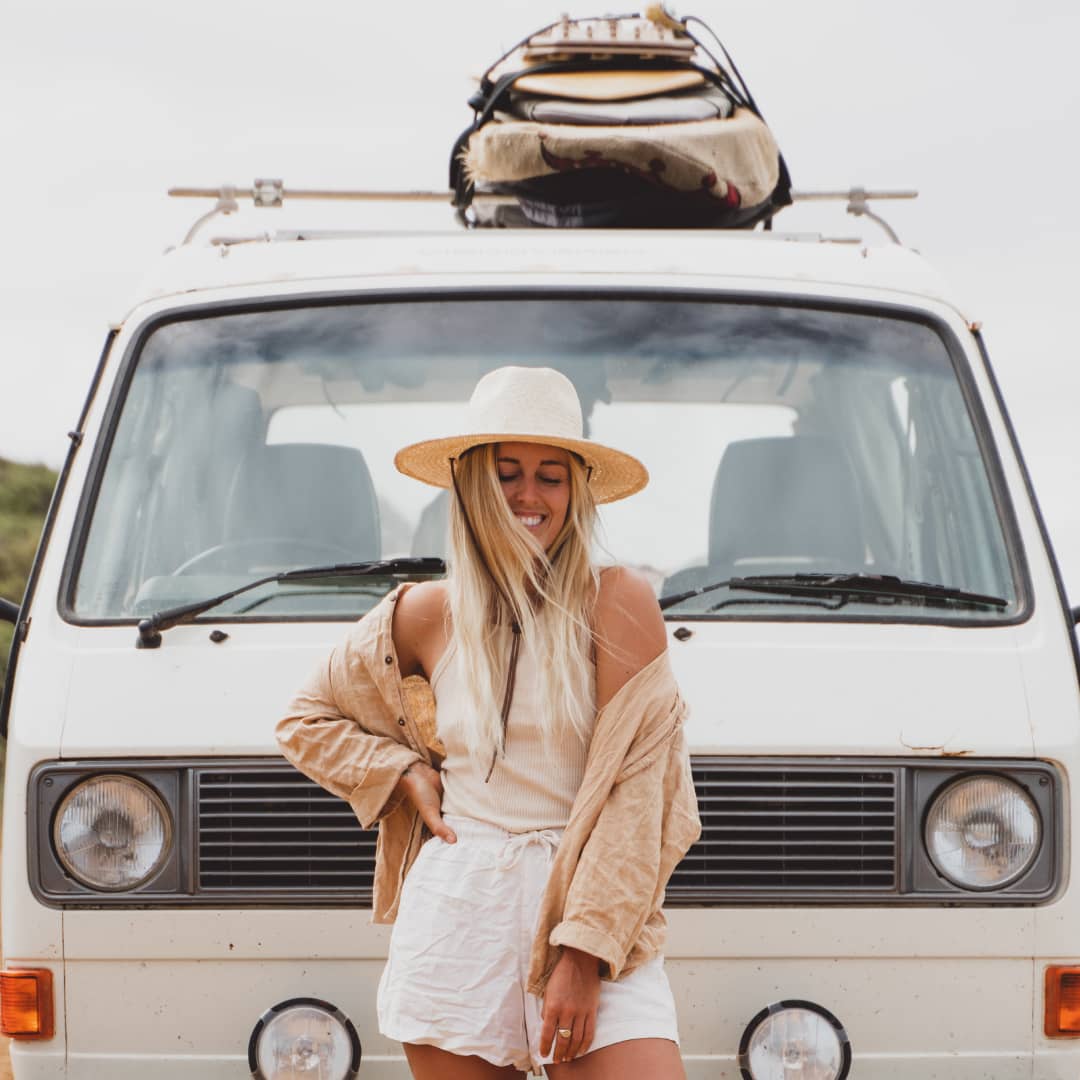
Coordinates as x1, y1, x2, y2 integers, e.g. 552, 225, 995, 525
391, 579, 448, 680
593, 566, 668, 709
276, 646, 423, 829
276, 582, 452, 833
541, 566, 668, 1062
389, 580, 457, 843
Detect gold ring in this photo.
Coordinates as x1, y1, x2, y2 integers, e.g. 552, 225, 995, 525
557, 1028, 572, 1039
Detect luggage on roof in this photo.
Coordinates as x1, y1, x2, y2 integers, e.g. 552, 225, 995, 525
449, 8, 792, 229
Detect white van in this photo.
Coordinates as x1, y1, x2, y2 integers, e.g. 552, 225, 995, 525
2, 188, 1079, 1079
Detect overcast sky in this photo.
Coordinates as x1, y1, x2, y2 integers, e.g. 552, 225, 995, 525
4, 1, 1079, 599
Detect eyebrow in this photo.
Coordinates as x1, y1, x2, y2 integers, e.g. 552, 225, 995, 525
497, 456, 569, 469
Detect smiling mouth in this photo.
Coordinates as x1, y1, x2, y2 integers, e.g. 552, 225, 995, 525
515, 513, 545, 528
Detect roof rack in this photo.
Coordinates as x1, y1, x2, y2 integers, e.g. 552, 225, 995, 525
169, 180, 463, 243
790, 188, 918, 244
168, 180, 917, 244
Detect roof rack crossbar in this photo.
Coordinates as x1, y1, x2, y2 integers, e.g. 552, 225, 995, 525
791, 187, 918, 244
169, 181, 480, 243
169, 183, 455, 203
169, 180, 919, 243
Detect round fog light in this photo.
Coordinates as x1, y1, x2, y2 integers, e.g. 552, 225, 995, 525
249, 997, 361, 1080
738, 1000, 851, 1080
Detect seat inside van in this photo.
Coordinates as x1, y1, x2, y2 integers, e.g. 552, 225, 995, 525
132, 442, 381, 611
663, 434, 865, 596
220, 442, 382, 571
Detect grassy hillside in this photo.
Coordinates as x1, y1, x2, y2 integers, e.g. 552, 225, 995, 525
0, 458, 57, 686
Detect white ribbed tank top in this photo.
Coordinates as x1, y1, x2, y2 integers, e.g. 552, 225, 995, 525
431, 633, 595, 833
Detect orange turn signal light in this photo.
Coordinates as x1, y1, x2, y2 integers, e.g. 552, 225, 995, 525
0, 969, 54, 1040
1045, 965, 1080, 1038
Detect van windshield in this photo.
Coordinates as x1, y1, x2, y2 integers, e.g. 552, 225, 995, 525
70, 297, 1019, 623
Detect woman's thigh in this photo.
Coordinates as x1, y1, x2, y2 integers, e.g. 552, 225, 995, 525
543, 1037, 686, 1080
404, 1042, 528, 1080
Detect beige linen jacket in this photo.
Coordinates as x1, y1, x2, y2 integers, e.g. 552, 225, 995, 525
275, 583, 701, 996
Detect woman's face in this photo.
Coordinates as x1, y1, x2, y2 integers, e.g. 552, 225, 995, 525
495, 442, 572, 551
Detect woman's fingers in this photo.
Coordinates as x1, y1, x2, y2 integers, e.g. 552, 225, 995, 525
416, 782, 456, 843
578, 1011, 595, 1059
564, 1017, 584, 1063
541, 1008, 572, 1059
548, 1018, 573, 1063
541, 1010, 590, 1062
540, 1009, 555, 1057
550, 1015, 590, 1063
402, 764, 456, 842
422, 804, 456, 843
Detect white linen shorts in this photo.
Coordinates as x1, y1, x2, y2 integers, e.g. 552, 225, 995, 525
377, 814, 679, 1074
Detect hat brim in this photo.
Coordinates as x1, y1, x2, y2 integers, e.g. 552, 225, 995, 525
394, 433, 648, 505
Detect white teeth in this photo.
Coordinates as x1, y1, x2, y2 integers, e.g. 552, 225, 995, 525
517, 514, 543, 527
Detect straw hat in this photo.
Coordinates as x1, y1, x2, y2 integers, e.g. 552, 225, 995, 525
394, 366, 648, 504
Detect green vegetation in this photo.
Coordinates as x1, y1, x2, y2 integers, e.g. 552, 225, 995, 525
1, 458, 57, 686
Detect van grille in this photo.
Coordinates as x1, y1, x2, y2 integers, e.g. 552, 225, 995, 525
195, 760, 897, 901
196, 768, 374, 892
667, 761, 898, 900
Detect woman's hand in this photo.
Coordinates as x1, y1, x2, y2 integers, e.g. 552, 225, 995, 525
540, 947, 601, 1063
394, 762, 457, 843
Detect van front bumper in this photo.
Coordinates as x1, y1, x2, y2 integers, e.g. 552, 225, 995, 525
14, 907, 1077, 1079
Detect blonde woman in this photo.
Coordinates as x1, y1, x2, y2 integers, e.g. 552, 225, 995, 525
277, 366, 700, 1079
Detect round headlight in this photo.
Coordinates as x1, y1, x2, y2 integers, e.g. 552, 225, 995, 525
249, 998, 361, 1080
924, 774, 1040, 890
53, 774, 171, 891
738, 1000, 851, 1080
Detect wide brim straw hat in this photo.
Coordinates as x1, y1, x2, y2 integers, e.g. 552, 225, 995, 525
394, 366, 648, 504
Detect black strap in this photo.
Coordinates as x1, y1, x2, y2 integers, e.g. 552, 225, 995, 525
485, 618, 522, 783
684, 14, 793, 212
682, 15, 759, 116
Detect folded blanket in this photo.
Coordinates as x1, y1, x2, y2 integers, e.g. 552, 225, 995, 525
463, 107, 780, 208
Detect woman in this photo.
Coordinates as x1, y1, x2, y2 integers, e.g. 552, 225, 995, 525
277, 366, 700, 1079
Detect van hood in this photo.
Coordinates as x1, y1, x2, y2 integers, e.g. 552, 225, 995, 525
58, 621, 1034, 760
672, 622, 1033, 758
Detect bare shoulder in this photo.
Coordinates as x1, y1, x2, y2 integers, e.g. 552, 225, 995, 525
392, 581, 449, 679
395, 579, 448, 623
593, 566, 667, 709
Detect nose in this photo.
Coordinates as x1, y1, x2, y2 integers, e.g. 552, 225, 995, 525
511, 473, 544, 506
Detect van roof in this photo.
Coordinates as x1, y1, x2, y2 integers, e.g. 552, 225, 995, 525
122, 223, 966, 323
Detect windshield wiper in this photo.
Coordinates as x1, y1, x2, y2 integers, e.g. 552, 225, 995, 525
136, 557, 446, 649
660, 572, 1008, 613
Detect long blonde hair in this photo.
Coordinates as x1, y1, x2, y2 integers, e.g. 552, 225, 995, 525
446, 443, 598, 757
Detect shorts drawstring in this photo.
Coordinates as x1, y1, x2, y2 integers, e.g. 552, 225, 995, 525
496, 828, 561, 871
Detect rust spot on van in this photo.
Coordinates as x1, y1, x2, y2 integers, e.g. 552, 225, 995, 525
899, 734, 972, 756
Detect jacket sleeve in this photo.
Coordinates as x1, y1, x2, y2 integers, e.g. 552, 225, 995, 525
548, 724, 699, 980
275, 642, 423, 830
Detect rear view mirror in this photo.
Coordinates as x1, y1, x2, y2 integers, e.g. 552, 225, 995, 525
0, 599, 18, 625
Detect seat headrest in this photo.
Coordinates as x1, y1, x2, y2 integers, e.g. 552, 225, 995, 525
226, 442, 380, 560
710, 435, 863, 568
